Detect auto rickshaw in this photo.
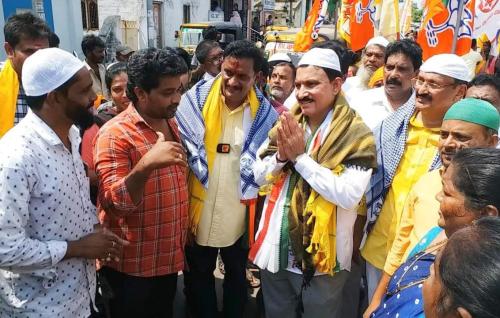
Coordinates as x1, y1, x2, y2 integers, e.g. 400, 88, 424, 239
176, 21, 244, 55
263, 25, 336, 59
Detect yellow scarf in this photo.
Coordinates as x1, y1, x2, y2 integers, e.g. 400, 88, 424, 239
265, 94, 377, 274
188, 76, 260, 235
0, 59, 20, 137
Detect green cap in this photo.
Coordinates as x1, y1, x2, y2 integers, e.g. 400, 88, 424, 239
443, 98, 500, 131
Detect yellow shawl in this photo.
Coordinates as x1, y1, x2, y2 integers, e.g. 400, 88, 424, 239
0, 59, 20, 137
188, 77, 260, 235
266, 94, 377, 275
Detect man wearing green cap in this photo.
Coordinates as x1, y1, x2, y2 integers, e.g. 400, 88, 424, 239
365, 98, 499, 315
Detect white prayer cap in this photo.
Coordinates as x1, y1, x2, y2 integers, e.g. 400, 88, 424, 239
268, 52, 292, 63
298, 48, 341, 72
366, 36, 389, 48
420, 53, 471, 82
22, 48, 85, 96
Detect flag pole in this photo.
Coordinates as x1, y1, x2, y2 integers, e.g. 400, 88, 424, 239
333, 1, 339, 39
451, 0, 465, 53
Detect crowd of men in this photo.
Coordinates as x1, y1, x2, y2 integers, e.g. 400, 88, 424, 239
0, 11, 500, 318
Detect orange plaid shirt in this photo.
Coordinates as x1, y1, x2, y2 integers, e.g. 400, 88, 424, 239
94, 105, 188, 277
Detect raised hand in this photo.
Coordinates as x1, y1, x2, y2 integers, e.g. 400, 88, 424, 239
143, 132, 187, 170
277, 113, 305, 162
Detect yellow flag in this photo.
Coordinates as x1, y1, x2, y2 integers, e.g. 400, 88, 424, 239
377, 0, 400, 40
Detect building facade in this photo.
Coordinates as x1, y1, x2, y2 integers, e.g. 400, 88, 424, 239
0, 0, 84, 60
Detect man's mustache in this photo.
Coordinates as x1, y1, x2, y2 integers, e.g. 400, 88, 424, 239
386, 78, 401, 86
298, 97, 314, 104
416, 93, 432, 102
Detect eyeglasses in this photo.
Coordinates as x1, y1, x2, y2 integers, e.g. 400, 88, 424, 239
411, 78, 455, 91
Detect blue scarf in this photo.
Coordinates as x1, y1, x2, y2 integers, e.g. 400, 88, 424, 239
176, 77, 278, 200
365, 101, 441, 232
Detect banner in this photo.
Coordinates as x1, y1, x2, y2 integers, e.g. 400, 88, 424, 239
473, 0, 500, 54
350, 0, 376, 51
417, 0, 475, 60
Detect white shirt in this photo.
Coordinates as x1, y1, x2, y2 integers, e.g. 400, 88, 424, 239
202, 72, 216, 82
0, 111, 97, 317
342, 76, 365, 104
461, 49, 483, 80
252, 110, 372, 274
349, 87, 416, 131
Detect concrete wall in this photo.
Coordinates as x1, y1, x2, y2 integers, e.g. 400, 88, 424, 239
163, 0, 210, 47
98, 0, 147, 49
0, 0, 82, 60
51, 0, 84, 57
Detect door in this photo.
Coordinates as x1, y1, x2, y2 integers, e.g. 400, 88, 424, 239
153, 2, 163, 48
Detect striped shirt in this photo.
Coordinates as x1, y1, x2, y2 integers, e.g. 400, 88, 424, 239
94, 105, 188, 277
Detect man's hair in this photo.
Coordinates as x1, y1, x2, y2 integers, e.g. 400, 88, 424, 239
105, 62, 127, 91
272, 62, 296, 79
260, 58, 270, 78
195, 40, 220, 64
81, 34, 105, 57
468, 74, 500, 94
384, 39, 423, 71
4, 12, 50, 49
223, 40, 264, 73
126, 48, 188, 103
202, 26, 218, 41
172, 47, 191, 70
312, 40, 357, 76
25, 74, 79, 110
48, 32, 60, 48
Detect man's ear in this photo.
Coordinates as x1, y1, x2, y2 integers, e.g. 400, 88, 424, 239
4, 42, 14, 58
133, 87, 147, 104
331, 77, 343, 96
482, 204, 499, 217
453, 84, 468, 103
456, 307, 473, 318
488, 134, 498, 147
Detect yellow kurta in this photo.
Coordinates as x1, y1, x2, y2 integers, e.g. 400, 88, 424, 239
361, 114, 439, 270
195, 98, 247, 247
383, 168, 442, 275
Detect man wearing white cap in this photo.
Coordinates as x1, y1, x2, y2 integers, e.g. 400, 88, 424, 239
362, 53, 470, 304
0, 48, 128, 317
249, 48, 377, 317
268, 53, 296, 107
343, 36, 389, 102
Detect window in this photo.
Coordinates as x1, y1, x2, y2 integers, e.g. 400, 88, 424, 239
81, 0, 99, 30
183, 5, 191, 24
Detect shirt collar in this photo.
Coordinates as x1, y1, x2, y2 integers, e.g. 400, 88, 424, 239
27, 110, 80, 147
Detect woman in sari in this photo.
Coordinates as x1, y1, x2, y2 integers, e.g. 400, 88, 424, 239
423, 216, 500, 318
370, 148, 500, 317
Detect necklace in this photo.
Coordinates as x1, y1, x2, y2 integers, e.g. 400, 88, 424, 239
386, 238, 447, 296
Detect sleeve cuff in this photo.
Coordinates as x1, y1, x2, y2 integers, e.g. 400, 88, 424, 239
103, 177, 142, 212
47, 240, 68, 266
271, 154, 287, 169
293, 153, 315, 179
